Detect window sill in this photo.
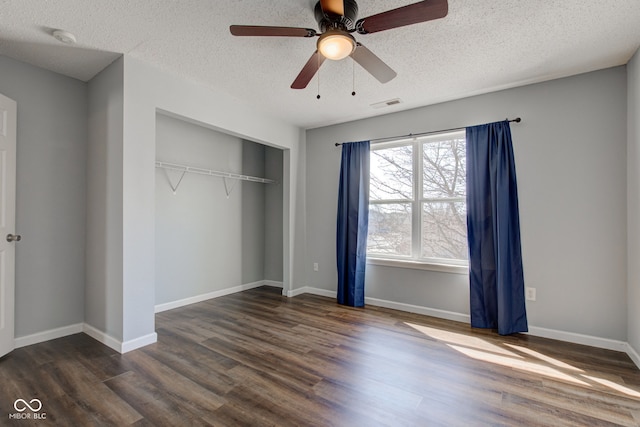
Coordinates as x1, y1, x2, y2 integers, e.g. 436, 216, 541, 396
366, 257, 469, 275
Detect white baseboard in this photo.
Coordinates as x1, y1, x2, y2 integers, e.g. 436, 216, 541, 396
286, 287, 304, 297
365, 296, 471, 324
82, 324, 157, 354
121, 332, 158, 353
525, 326, 628, 353
154, 280, 266, 313
626, 343, 640, 369
288, 286, 335, 298
13, 322, 156, 355
14, 323, 84, 349
82, 323, 123, 353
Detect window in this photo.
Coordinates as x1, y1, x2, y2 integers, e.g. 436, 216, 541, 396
367, 130, 468, 268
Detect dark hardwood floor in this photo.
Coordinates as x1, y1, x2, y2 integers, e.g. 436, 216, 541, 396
1, 286, 640, 426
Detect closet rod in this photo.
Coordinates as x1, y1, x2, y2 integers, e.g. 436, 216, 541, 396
334, 117, 522, 146
155, 161, 276, 184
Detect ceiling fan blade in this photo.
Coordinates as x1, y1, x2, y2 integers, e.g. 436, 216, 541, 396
355, 0, 448, 34
291, 51, 326, 89
319, 0, 344, 16
230, 25, 316, 37
350, 43, 397, 84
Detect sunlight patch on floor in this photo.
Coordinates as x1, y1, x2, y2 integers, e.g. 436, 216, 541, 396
405, 322, 521, 358
405, 321, 640, 399
447, 344, 590, 386
582, 375, 640, 399
503, 343, 585, 372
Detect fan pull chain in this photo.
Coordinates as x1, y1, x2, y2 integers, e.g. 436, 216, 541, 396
316, 52, 321, 100
352, 59, 356, 96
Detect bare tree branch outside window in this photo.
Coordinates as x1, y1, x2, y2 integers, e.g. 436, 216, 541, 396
367, 133, 468, 262
368, 145, 412, 256
421, 138, 467, 260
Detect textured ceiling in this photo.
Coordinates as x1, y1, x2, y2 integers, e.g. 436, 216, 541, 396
1, 0, 639, 129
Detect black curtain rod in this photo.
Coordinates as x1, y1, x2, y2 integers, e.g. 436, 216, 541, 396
334, 117, 522, 147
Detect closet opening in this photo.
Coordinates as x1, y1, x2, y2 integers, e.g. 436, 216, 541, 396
154, 112, 284, 311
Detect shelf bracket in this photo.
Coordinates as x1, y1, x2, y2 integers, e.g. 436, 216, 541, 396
222, 177, 238, 198
164, 168, 187, 194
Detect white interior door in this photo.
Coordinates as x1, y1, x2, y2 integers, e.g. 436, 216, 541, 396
0, 93, 17, 358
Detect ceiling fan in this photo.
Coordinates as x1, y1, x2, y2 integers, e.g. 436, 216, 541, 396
229, 0, 448, 89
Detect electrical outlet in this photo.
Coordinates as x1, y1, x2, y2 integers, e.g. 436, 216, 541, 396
313, 262, 319, 272
525, 287, 536, 301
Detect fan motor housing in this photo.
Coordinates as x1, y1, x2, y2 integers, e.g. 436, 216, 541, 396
314, 0, 359, 32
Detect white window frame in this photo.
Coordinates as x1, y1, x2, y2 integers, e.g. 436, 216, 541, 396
367, 130, 468, 274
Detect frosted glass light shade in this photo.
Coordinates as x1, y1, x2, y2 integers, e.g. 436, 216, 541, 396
317, 32, 355, 60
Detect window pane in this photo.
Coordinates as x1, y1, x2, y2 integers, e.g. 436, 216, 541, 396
370, 145, 413, 201
421, 201, 467, 260
367, 203, 412, 256
423, 138, 466, 199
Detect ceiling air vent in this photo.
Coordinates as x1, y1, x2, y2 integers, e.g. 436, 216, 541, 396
370, 98, 402, 109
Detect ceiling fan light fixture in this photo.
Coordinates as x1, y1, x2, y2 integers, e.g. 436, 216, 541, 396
317, 31, 355, 60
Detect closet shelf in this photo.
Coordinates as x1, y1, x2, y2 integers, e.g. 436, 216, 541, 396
156, 160, 276, 196
155, 161, 276, 184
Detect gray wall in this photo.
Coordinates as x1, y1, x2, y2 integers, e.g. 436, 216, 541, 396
155, 114, 283, 305
306, 66, 628, 341
265, 146, 284, 282
86, 57, 125, 340
241, 141, 283, 284
628, 48, 640, 352
241, 140, 266, 284
0, 56, 86, 337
